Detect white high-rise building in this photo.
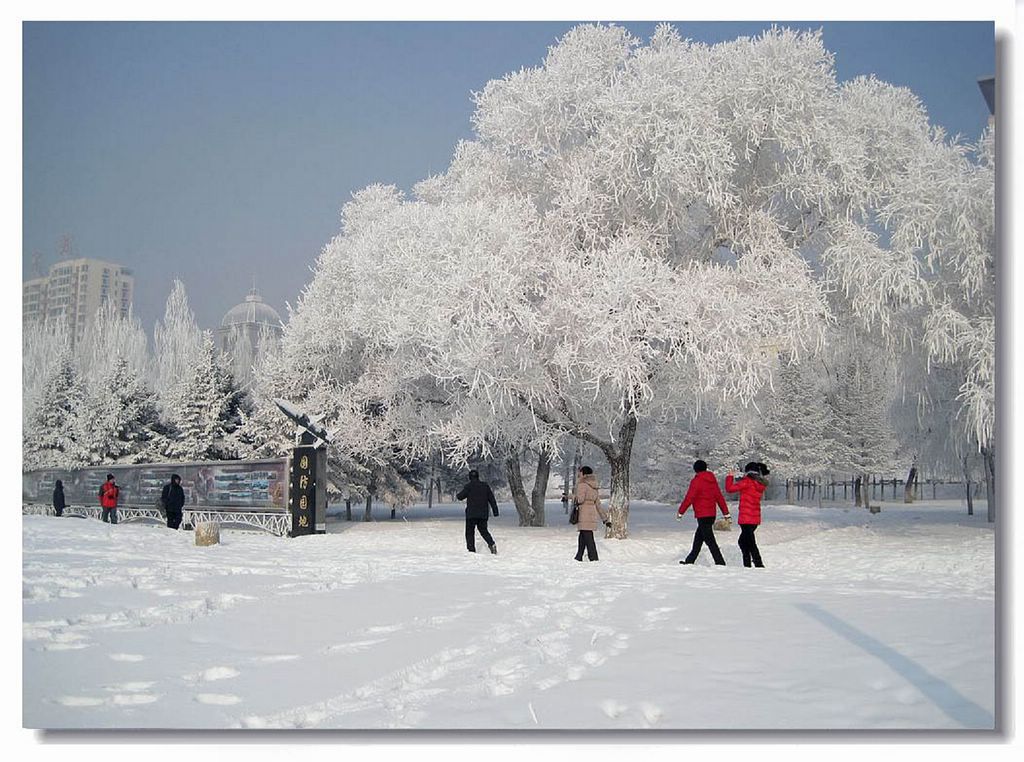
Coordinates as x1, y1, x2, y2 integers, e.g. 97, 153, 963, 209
23, 258, 135, 346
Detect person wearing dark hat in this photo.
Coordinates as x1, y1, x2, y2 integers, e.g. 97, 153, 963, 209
98, 473, 120, 524
573, 466, 610, 561
52, 479, 66, 517
456, 469, 499, 554
161, 474, 186, 530
725, 462, 770, 567
677, 460, 730, 565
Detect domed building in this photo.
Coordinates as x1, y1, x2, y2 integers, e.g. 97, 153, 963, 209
216, 286, 283, 387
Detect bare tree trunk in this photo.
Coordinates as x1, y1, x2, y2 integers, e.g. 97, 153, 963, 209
345, 497, 352, 522
363, 493, 372, 521
529, 449, 552, 527
602, 413, 638, 540
504, 453, 534, 526
982, 444, 995, 523
904, 465, 917, 503
427, 452, 435, 510
786, 478, 793, 503
964, 457, 974, 517
562, 446, 573, 514
854, 475, 862, 507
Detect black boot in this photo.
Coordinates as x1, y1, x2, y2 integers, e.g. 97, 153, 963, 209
489, 544, 497, 555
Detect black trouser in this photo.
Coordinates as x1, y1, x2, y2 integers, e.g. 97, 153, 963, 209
738, 523, 763, 567
167, 508, 183, 530
465, 517, 495, 551
101, 507, 118, 524
575, 530, 599, 561
684, 516, 726, 565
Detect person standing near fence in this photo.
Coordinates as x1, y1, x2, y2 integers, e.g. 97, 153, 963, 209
677, 460, 730, 565
725, 462, 770, 568
573, 466, 610, 562
98, 473, 120, 524
456, 469, 499, 554
52, 479, 65, 517
161, 474, 186, 530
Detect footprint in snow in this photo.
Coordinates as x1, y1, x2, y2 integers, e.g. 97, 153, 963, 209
109, 653, 145, 662
640, 702, 663, 725
325, 639, 385, 654
195, 693, 241, 705
42, 642, 92, 652
104, 681, 155, 693
600, 699, 628, 718
57, 696, 105, 707
112, 693, 159, 706
187, 666, 240, 683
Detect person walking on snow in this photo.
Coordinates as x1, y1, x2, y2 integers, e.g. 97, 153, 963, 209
457, 469, 499, 554
161, 474, 186, 530
98, 473, 120, 524
573, 466, 611, 562
725, 462, 770, 568
52, 479, 65, 517
677, 460, 730, 565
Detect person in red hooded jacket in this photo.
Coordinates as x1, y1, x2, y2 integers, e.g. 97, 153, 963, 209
677, 460, 730, 565
98, 473, 120, 525
725, 462, 770, 567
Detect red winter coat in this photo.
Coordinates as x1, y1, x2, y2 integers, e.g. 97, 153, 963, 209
725, 474, 766, 525
99, 480, 120, 509
677, 471, 729, 519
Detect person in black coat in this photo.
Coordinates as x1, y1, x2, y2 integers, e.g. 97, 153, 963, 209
161, 474, 186, 530
52, 480, 65, 517
456, 469, 499, 554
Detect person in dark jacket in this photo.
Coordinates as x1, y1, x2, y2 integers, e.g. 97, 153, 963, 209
52, 480, 66, 517
456, 469, 499, 554
725, 462, 770, 568
98, 473, 120, 524
677, 460, 730, 565
161, 474, 186, 530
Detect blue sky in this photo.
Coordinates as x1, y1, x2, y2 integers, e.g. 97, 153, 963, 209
22, 21, 995, 334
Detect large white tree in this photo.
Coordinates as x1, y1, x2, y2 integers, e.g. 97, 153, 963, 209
280, 23, 994, 535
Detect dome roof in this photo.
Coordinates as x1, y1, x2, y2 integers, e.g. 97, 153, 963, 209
221, 288, 283, 329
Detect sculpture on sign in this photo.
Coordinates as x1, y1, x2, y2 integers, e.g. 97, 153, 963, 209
273, 398, 331, 446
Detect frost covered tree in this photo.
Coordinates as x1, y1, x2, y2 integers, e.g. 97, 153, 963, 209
758, 355, 831, 497
74, 357, 170, 464
163, 332, 244, 462
152, 280, 204, 424
23, 343, 86, 470
71, 303, 166, 464
286, 24, 993, 536
23, 318, 72, 445
821, 334, 900, 507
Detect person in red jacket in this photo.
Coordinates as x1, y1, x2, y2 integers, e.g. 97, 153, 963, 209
677, 460, 730, 565
725, 462, 770, 567
98, 473, 120, 525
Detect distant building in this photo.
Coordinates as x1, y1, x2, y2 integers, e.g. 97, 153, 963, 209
216, 287, 283, 387
23, 257, 135, 347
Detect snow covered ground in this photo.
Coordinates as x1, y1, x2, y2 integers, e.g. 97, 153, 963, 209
22, 498, 995, 731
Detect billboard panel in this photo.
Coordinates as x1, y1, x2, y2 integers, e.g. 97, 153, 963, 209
23, 459, 289, 512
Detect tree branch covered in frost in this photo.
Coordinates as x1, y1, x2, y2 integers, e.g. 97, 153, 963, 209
277, 23, 993, 527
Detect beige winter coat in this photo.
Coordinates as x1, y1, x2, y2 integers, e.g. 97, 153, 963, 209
574, 474, 608, 531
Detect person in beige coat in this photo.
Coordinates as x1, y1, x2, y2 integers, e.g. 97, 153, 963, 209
573, 466, 610, 561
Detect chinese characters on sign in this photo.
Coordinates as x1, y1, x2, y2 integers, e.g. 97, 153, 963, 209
289, 446, 325, 536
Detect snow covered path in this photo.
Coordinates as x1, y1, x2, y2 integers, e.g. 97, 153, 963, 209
22, 500, 995, 730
